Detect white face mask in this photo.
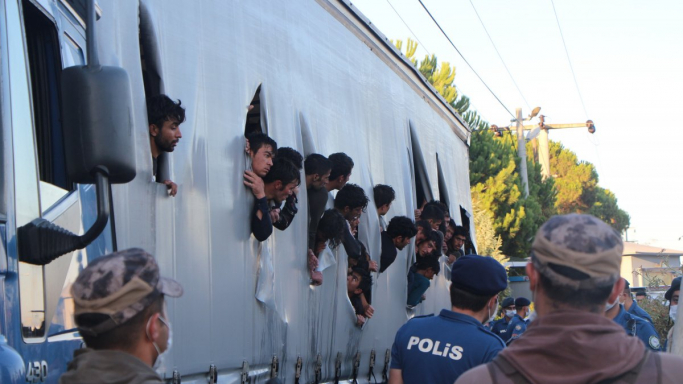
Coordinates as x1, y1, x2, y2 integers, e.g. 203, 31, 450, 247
670, 305, 678, 322
605, 297, 620, 312
147, 315, 173, 376
486, 299, 499, 324
505, 309, 516, 318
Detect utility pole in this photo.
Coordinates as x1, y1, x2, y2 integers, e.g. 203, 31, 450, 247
516, 108, 529, 197
538, 115, 550, 180
492, 114, 595, 181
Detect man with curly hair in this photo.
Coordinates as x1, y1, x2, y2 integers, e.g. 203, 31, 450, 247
147, 94, 186, 196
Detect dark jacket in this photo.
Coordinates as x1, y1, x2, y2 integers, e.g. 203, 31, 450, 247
251, 197, 272, 241
59, 349, 162, 384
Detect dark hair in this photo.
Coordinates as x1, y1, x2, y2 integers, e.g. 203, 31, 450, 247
247, 132, 278, 156
415, 256, 441, 275
421, 205, 445, 222
353, 267, 373, 294
453, 225, 468, 237
386, 216, 417, 239
147, 94, 186, 129
373, 184, 395, 208
277, 147, 303, 170
424, 230, 441, 245
538, 271, 613, 309
77, 296, 164, 350
317, 209, 345, 248
635, 292, 646, 297
334, 183, 369, 211
515, 304, 527, 311
262, 157, 300, 185
328, 153, 354, 180
450, 285, 491, 312
425, 200, 449, 215
304, 154, 332, 176
415, 220, 432, 236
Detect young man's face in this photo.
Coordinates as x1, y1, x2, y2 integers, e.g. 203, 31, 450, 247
393, 235, 412, 250
343, 206, 363, 221
377, 203, 391, 216
417, 240, 435, 257
423, 268, 436, 280
444, 225, 455, 242
311, 170, 331, 190
427, 219, 442, 231
673, 291, 680, 306
151, 118, 182, 153
274, 180, 298, 203
415, 227, 427, 243
452, 234, 466, 250
347, 271, 362, 295
336, 173, 351, 189
251, 144, 275, 178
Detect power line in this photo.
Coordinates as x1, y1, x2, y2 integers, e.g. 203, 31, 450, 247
468, 0, 531, 111
384, 0, 431, 54
418, 0, 515, 119
550, 0, 589, 119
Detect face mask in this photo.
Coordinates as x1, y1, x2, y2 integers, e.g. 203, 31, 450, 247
147, 315, 173, 376
670, 305, 678, 322
505, 310, 516, 318
486, 300, 498, 324
605, 297, 619, 312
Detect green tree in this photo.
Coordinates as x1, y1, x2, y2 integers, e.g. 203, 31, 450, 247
549, 141, 630, 232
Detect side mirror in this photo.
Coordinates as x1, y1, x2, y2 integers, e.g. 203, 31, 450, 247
61, 65, 136, 184
18, 0, 135, 265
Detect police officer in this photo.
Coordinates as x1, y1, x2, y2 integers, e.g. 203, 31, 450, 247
606, 280, 661, 351
622, 280, 654, 324
504, 297, 530, 344
490, 297, 515, 340
388, 255, 507, 384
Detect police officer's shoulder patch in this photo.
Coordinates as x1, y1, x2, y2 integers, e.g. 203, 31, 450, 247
649, 336, 661, 350
515, 325, 522, 331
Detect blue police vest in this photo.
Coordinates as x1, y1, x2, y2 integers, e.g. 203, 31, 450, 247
627, 301, 654, 324
614, 305, 661, 351
505, 314, 527, 344
491, 317, 511, 340
390, 309, 505, 384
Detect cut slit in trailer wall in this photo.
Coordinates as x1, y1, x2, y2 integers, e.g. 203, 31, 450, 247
6, 0, 474, 383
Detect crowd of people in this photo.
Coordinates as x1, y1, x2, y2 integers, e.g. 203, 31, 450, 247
389, 214, 683, 384
56, 94, 683, 383
146, 93, 476, 326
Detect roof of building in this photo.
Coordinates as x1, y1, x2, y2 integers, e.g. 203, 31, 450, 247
623, 242, 683, 257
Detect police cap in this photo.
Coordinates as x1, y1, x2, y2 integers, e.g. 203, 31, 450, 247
666, 276, 681, 301
515, 297, 531, 307
451, 254, 507, 297
501, 297, 515, 308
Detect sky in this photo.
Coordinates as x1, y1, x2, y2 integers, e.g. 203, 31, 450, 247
352, 0, 683, 250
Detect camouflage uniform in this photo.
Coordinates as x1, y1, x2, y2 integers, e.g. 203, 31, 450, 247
60, 248, 183, 384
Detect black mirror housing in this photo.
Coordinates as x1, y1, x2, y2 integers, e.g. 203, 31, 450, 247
61, 65, 137, 184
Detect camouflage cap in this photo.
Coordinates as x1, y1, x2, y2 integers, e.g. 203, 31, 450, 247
531, 214, 623, 289
72, 248, 183, 336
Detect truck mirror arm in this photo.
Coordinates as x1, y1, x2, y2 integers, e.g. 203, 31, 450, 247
17, 166, 110, 265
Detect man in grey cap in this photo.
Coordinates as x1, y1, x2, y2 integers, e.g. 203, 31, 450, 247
457, 214, 683, 384
60, 248, 183, 384
389, 254, 508, 384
